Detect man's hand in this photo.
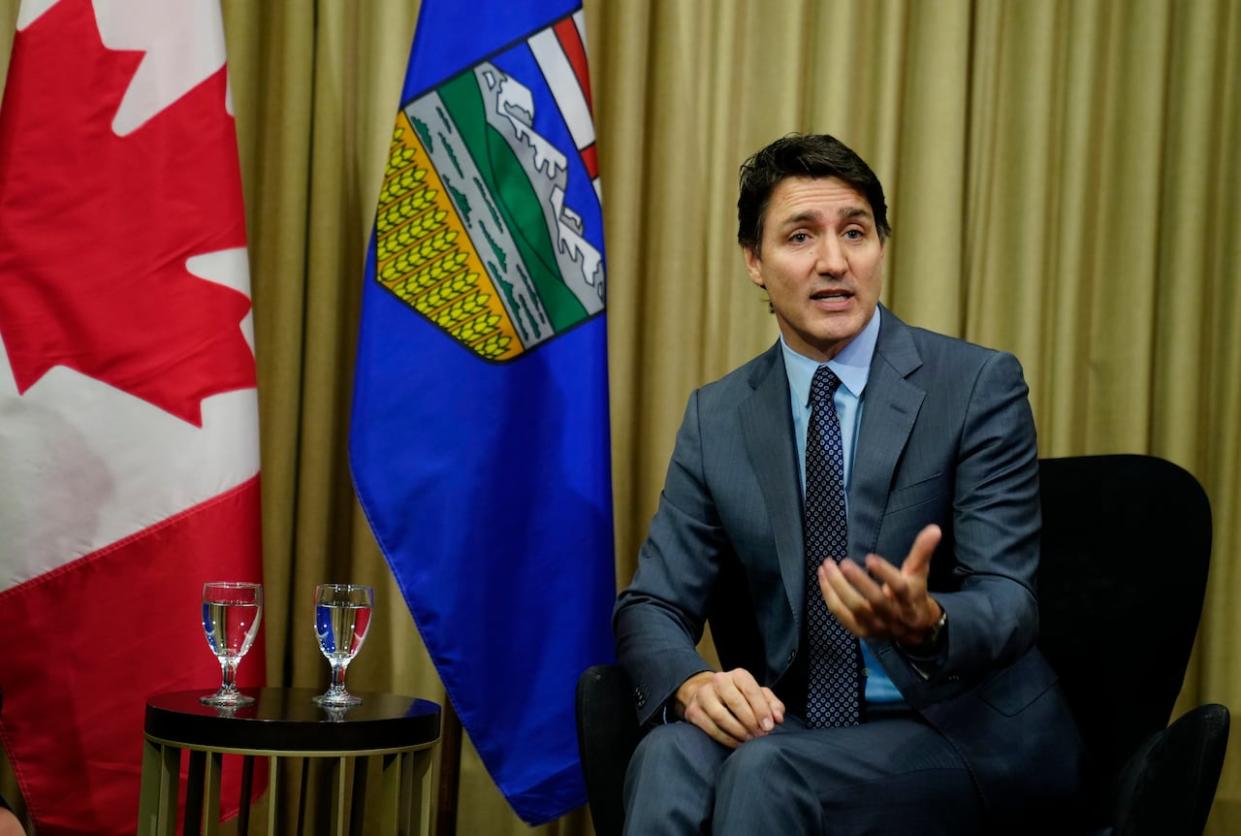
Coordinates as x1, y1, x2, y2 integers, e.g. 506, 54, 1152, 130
816, 524, 944, 647
675, 668, 785, 749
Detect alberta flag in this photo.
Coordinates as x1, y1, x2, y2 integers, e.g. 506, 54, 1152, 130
349, 0, 614, 825
0, 0, 264, 832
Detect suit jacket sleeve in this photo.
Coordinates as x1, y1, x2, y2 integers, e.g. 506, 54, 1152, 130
613, 389, 722, 726
894, 349, 1042, 699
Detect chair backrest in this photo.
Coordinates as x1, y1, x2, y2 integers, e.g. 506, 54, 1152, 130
1037, 455, 1212, 785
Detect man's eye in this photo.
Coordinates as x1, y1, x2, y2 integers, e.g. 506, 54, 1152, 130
844, 229, 865, 240
789, 232, 810, 243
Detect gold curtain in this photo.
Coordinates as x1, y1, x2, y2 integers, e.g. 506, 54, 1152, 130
1, 1, 1239, 833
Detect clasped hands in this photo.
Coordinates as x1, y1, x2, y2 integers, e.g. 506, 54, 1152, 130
674, 525, 944, 749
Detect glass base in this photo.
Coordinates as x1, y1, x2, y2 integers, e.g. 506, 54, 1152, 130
313, 689, 361, 707
201, 689, 255, 706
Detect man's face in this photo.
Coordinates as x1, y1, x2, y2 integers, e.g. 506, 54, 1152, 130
743, 176, 885, 362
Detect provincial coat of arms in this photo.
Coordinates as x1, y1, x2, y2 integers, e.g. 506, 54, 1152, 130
373, 15, 605, 362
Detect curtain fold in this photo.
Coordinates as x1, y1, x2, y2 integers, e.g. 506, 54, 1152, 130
2, 1, 1238, 832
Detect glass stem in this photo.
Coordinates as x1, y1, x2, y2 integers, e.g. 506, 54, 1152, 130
331, 661, 348, 690
220, 658, 238, 692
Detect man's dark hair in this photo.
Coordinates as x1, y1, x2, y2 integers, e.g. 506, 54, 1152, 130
737, 133, 891, 253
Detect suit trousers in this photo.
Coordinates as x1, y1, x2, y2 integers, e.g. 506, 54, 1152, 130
622, 712, 982, 836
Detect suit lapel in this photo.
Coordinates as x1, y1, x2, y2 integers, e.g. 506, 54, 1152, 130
849, 309, 926, 559
739, 344, 805, 619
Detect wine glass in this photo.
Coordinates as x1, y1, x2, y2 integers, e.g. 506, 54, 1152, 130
200, 582, 263, 706
312, 584, 374, 706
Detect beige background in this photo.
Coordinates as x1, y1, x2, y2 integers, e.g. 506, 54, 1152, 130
2, 0, 1239, 833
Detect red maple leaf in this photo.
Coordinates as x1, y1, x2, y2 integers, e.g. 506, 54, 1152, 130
0, 0, 256, 427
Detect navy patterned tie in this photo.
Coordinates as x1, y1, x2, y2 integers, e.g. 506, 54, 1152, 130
803, 365, 862, 727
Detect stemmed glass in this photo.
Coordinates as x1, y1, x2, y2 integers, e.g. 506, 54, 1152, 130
200, 582, 263, 706
312, 584, 374, 706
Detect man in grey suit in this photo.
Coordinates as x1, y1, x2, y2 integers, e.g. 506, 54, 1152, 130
614, 134, 1084, 835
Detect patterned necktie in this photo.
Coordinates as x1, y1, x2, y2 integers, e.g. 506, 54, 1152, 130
803, 365, 862, 727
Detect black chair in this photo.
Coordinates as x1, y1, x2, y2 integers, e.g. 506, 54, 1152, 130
576, 455, 1230, 836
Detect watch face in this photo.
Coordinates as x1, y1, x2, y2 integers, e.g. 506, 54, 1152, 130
926, 609, 947, 646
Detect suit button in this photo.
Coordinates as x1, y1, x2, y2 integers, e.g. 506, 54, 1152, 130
948, 674, 960, 682
787, 650, 796, 664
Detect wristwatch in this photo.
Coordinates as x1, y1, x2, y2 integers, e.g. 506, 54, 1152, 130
924, 605, 948, 649
903, 604, 948, 658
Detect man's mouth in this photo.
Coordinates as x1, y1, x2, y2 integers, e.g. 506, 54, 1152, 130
810, 289, 853, 309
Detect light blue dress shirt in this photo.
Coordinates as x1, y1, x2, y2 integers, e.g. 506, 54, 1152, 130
780, 308, 905, 705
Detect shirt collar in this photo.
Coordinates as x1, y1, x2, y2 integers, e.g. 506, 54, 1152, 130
780, 306, 881, 407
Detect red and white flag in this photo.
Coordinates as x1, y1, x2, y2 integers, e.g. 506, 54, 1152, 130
0, 0, 263, 832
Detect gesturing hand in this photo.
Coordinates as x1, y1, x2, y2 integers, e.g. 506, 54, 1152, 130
816, 524, 944, 647
674, 668, 785, 749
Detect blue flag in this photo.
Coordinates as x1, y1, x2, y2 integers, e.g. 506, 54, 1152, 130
349, 0, 615, 824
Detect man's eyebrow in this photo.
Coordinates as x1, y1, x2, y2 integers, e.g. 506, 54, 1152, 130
838, 206, 873, 222
777, 210, 821, 227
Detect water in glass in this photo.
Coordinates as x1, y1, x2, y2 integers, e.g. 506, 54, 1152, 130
315, 600, 373, 663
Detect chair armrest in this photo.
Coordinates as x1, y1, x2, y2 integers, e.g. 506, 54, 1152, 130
1111, 703, 1230, 836
576, 664, 642, 836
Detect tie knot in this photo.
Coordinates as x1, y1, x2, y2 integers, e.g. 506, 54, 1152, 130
810, 365, 842, 406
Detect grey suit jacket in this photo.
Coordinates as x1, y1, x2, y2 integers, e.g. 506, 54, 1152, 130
614, 306, 1084, 818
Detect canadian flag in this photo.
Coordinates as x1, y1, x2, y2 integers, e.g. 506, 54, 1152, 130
0, 0, 264, 832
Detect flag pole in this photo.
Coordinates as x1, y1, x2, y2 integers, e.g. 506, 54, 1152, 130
435, 699, 462, 835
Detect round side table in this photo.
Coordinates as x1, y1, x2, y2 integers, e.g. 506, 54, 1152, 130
137, 687, 440, 836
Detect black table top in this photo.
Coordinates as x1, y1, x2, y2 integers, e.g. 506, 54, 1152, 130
145, 688, 441, 753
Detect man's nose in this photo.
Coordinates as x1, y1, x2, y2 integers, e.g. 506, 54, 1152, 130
815, 236, 847, 276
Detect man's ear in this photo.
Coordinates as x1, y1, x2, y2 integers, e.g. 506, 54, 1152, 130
743, 246, 765, 289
